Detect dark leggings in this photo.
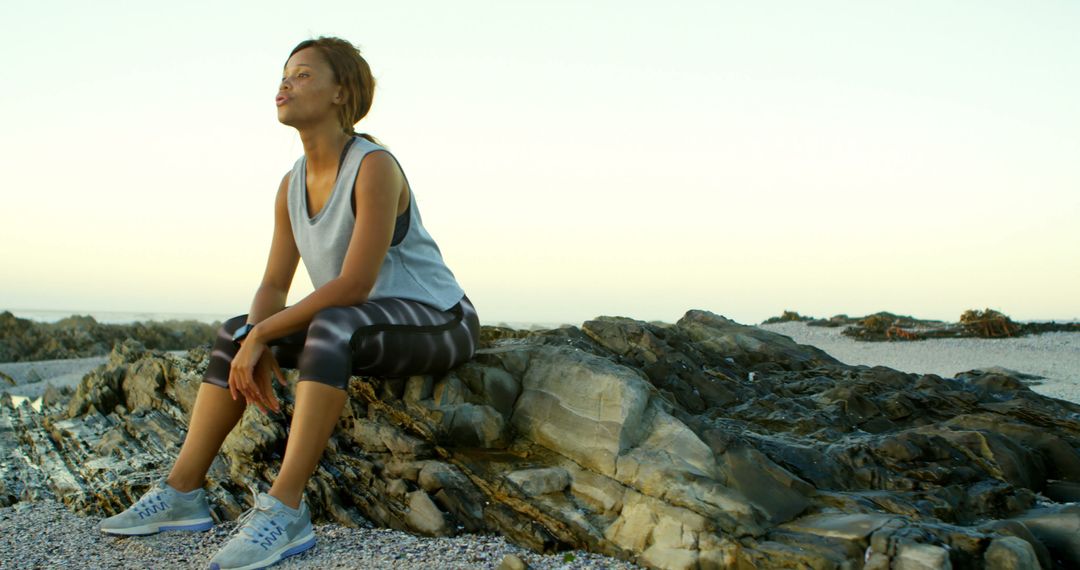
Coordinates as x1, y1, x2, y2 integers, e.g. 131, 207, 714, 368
203, 294, 480, 391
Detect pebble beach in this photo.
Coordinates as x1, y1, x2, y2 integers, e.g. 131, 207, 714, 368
0, 499, 641, 569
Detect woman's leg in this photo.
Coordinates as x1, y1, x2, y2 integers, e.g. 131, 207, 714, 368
267, 294, 480, 508
167, 314, 305, 492
268, 381, 348, 509
167, 383, 247, 492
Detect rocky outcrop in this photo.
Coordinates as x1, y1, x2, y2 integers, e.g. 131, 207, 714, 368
0, 311, 219, 362
763, 308, 1080, 341
3, 309, 1080, 569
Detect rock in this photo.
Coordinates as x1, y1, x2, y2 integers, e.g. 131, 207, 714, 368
386, 478, 408, 499
983, 536, 1041, 569
1011, 504, 1080, 567
438, 403, 509, 448
417, 461, 469, 493
4, 308, 1080, 569
405, 489, 449, 536
761, 311, 813, 324
766, 308, 1080, 341
507, 467, 569, 496
1043, 479, 1080, 503
894, 542, 952, 569
0, 310, 219, 363
497, 553, 528, 570
510, 345, 651, 477
977, 519, 1052, 570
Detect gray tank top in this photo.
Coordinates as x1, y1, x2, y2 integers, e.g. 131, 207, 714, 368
286, 136, 466, 311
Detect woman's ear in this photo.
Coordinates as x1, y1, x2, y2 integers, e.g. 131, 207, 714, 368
334, 86, 345, 105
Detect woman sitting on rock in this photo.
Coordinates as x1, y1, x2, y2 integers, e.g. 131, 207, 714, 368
98, 36, 480, 570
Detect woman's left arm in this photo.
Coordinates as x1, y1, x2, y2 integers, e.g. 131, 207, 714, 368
246, 150, 404, 345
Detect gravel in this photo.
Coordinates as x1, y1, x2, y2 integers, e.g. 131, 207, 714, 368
0, 500, 643, 569
759, 321, 1080, 404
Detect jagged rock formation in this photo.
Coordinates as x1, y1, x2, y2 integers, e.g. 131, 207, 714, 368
0, 310, 220, 362
3, 309, 1080, 569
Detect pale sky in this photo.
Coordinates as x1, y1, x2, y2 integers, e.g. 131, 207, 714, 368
2, 0, 1078, 326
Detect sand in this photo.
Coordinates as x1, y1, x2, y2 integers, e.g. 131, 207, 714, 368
759, 321, 1080, 404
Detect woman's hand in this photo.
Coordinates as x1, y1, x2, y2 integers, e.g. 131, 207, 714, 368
229, 339, 288, 414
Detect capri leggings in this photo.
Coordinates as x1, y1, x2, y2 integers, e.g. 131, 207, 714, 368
203, 294, 480, 391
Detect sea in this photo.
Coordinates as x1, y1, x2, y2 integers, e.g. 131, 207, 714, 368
3, 308, 566, 330
5, 308, 233, 325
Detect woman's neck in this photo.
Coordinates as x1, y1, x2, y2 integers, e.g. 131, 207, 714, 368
298, 124, 352, 177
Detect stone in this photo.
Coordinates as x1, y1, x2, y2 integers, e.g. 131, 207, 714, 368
405, 489, 449, 536
1011, 504, 1080, 567
893, 542, 952, 569
6, 309, 1080, 569
511, 345, 651, 477
417, 461, 469, 493
983, 536, 1041, 569
506, 467, 570, 497
497, 553, 528, 570
0, 310, 218, 362
386, 478, 408, 499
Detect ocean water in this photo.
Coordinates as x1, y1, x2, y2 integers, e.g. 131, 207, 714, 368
4, 308, 569, 330
5, 308, 232, 325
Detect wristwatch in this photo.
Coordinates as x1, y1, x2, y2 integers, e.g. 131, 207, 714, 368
232, 323, 256, 346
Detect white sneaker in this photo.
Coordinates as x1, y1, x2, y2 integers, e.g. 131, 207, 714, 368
99, 478, 213, 536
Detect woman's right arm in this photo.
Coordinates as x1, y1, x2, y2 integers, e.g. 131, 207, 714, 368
246, 172, 300, 324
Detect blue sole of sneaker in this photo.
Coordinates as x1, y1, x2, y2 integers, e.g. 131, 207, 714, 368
281, 535, 316, 558
160, 520, 215, 532
207, 534, 316, 570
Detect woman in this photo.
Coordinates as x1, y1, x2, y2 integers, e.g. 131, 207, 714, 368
97, 36, 480, 570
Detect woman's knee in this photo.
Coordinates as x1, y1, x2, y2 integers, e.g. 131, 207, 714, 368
296, 376, 349, 392
201, 374, 230, 390
202, 314, 248, 389
307, 306, 356, 340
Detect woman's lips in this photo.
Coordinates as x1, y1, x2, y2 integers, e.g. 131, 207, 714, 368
276, 95, 289, 106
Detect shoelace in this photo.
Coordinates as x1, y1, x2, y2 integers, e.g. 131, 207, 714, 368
233, 484, 282, 546
133, 483, 169, 518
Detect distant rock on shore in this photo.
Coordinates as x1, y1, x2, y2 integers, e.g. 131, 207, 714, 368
0, 311, 220, 363
4, 309, 1080, 569
762, 308, 1080, 342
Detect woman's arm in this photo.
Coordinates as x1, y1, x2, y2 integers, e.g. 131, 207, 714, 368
247, 150, 404, 344
244, 172, 301, 325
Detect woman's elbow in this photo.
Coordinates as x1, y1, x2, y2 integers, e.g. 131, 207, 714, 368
335, 277, 371, 306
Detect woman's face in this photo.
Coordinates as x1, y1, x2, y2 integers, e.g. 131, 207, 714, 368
277, 47, 342, 128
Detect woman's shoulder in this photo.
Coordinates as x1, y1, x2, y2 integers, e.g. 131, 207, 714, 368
351, 134, 387, 153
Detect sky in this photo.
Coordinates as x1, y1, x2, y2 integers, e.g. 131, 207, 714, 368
1, 0, 1077, 326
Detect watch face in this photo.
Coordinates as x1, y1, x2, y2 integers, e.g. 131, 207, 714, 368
233, 324, 253, 342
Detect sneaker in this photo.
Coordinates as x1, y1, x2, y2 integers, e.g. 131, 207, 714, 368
208, 485, 316, 570
99, 478, 214, 536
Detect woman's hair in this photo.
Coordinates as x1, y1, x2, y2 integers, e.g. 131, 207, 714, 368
287, 36, 384, 147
